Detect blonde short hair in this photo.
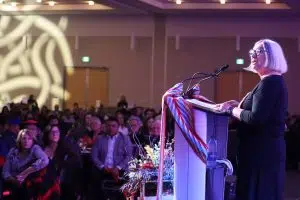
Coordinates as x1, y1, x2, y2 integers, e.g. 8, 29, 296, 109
255, 39, 288, 74
16, 129, 36, 150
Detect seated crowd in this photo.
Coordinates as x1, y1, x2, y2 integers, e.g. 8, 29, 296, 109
1, 95, 298, 200
0, 95, 174, 200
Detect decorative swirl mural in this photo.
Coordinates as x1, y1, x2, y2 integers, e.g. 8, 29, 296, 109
0, 15, 74, 108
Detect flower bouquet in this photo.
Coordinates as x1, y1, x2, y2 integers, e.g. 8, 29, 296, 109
121, 141, 174, 198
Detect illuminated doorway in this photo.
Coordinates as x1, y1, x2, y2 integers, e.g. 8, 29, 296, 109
64, 67, 109, 109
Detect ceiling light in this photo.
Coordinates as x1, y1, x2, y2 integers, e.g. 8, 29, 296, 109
175, 0, 182, 5
36, 0, 42, 2
48, 1, 55, 6
88, 1, 94, 5
265, 0, 271, 4
220, 0, 226, 4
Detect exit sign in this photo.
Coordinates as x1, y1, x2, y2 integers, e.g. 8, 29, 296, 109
81, 56, 91, 63
236, 58, 244, 65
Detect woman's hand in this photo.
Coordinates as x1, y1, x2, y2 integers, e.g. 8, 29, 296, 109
214, 100, 239, 112
16, 172, 28, 183
16, 167, 35, 183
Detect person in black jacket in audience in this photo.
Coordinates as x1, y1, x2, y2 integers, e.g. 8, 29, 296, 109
28, 125, 82, 199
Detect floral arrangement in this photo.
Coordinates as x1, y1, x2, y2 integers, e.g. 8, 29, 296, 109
121, 141, 174, 197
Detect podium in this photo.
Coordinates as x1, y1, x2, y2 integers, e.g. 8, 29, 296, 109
174, 99, 229, 200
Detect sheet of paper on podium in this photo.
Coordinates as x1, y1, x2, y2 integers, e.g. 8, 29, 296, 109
186, 99, 226, 114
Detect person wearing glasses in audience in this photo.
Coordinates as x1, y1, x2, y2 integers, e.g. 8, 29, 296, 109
215, 39, 288, 200
42, 125, 82, 199
128, 116, 146, 158
145, 119, 161, 148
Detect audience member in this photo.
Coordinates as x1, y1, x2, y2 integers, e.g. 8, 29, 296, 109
48, 114, 59, 126
0, 117, 21, 159
117, 95, 128, 109
144, 108, 156, 119
1, 106, 10, 116
24, 119, 43, 146
145, 119, 161, 147
80, 116, 102, 148
2, 129, 49, 200
128, 116, 146, 157
116, 111, 129, 136
90, 117, 132, 200
27, 95, 38, 112
42, 125, 82, 199
141, 116, 155, 136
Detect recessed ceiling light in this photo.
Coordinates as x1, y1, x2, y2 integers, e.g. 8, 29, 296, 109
48, 1, 55, 6
220, 0, 226, 4
265, 0, 271, 4
36, 0, 42, 3
176, 0, 182, 5
88, 1, 95, 6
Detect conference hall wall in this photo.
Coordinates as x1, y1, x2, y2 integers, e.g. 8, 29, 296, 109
166, 36, 299, 114
1, 15, 300, 114
166, 17, 300, 114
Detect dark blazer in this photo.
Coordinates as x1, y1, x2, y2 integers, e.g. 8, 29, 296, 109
237, 74, 288, 167
91, 133, 132, 170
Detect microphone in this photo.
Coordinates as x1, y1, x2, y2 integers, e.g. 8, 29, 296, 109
214, 64, 229, 75
181, 72, 213, 83
220, 64, 229, 71
182, 72, 214, 98
183, 64, 229, 99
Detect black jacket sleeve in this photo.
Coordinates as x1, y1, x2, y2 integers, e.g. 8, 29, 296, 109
240, 77, 280, 125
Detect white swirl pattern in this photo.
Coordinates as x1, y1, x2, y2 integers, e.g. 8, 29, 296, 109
0, 15, 74, 108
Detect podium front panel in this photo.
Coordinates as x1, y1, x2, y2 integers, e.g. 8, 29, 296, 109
174, 108, 229, 200
174, 110, 207, 200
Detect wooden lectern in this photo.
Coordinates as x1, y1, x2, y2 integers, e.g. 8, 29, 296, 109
174, 99, 229, 200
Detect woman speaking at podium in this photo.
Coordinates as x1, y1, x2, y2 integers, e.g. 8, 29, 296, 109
215, 39, 288, 200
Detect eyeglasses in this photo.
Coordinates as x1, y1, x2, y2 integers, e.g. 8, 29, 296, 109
249, 48, 267, 58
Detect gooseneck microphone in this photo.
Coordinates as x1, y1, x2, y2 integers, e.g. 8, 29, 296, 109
182, 72, 213, 95
214, 64, 229, 75
182, 64, 229, 99
181, 72, 213, 84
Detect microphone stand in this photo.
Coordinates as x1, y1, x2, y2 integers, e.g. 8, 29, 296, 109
183, 72, 213, 94
182, 67, 225, 99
